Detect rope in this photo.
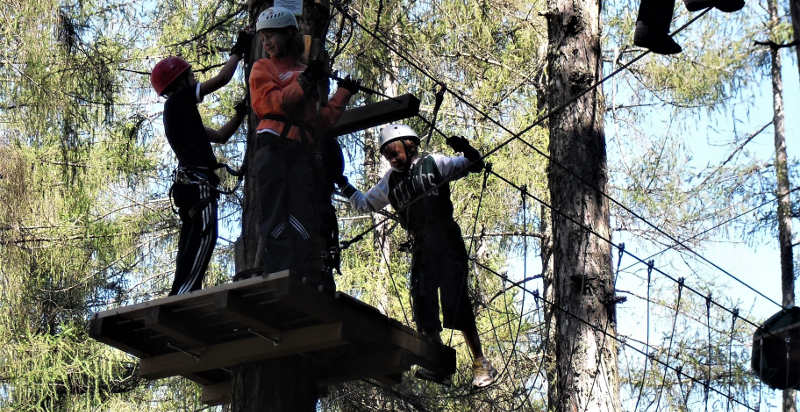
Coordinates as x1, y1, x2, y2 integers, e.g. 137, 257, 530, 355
654, 277, 684, 411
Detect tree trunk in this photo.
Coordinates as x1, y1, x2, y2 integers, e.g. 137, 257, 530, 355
544, 0, 621, 411
233, 1, 332, 410
767, 0, 796, 410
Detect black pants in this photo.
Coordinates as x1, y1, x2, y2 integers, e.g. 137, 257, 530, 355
170, 182, 218, 295
253, 135, 332, 289
410, 238, 476, 334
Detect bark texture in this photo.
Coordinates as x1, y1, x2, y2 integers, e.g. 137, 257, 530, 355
544, 0, 621, 410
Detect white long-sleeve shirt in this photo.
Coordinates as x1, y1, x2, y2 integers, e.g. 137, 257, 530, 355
348, 154, 471, 213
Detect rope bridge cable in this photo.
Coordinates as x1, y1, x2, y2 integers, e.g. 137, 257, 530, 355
469, 257, 759, 412
484, 167, 765, 332
330, 1, 781, 309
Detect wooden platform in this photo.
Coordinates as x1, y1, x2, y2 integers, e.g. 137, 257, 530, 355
89, 271, 455, 404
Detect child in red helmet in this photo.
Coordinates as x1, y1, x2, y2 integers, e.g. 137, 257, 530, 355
151, 31, 251, 295
246, 7, 358, 288
337, 124, 497, 388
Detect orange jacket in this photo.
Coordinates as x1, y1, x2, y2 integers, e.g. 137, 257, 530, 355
249, 56, 352, 143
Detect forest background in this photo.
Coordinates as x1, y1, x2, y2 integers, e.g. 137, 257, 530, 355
0, 0, 798, 410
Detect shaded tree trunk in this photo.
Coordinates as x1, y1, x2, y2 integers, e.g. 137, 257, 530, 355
544, 0, 621, 410
767, 0, 796, 410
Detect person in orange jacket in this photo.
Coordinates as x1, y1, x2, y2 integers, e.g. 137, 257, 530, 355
248, 7, 359, 288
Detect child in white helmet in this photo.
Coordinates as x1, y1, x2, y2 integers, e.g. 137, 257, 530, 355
337, 124, 498, 388
247, 7, 358, 287
151, 31, 251, 295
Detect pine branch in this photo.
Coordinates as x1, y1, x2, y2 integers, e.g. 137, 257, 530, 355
753, 39, 799, 50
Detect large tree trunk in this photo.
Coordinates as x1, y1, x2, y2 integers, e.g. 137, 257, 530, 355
767, 1, 796, 411
232, 1, 332, 410
544, 0, 621, 411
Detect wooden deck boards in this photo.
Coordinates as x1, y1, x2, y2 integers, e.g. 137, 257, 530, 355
89, 270, 455, 404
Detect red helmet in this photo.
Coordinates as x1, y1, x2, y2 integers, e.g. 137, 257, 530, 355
150, 56, 190, 95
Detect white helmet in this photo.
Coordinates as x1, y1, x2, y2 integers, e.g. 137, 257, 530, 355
379, 124, 419, 151
256, 7, 298, 31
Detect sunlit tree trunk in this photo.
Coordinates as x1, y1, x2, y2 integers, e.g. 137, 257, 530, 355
544, 0, 621, 410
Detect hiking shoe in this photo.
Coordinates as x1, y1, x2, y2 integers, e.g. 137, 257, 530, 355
633, 21, 682, 55
714, 0, 744, 12
472, 357, 498, 388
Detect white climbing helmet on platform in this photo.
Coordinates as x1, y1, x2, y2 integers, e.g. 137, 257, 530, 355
379, 124, 420, 152
256, 7, 298, 31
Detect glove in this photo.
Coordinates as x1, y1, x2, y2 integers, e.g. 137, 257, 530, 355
447, 135, 484, 173
302, 60, 328, 82
335, 175, 356, 197
234, 99, 248, 116
298, 60, 328, 95
231, 30, 253, 57
446, 135, 472, 153
334, 174, 349, 187
337, 76, 361, 94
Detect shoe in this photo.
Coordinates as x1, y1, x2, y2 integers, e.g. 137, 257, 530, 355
715, 0, 744, 12
472, 357, 498, 388
684, 0, 744, 12
633, 21, 682, 55
684, 0, 715, 11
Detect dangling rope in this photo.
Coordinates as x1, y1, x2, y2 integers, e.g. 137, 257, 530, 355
705, 293, 713, 412
726, 308, 739, 412
633, 259, 655, 412
654, 277, 684, 411
424, 83, 446, 148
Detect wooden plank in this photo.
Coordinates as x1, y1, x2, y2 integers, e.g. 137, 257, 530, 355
91, 270, 291, 322
328, 94, 420, 137
88, 315, 151, 358
201, 381, 232, 405
390, 329, 456, 375
139, 322, 347, 379
143, 306, 207, 348
319, 349, 411, 386
214, 290, 282, 340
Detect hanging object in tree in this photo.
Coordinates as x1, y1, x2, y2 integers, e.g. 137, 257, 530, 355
751, 306, 800, 389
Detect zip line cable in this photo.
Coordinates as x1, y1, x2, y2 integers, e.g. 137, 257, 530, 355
485, 167, 763, 331
330, 1, 781, 309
